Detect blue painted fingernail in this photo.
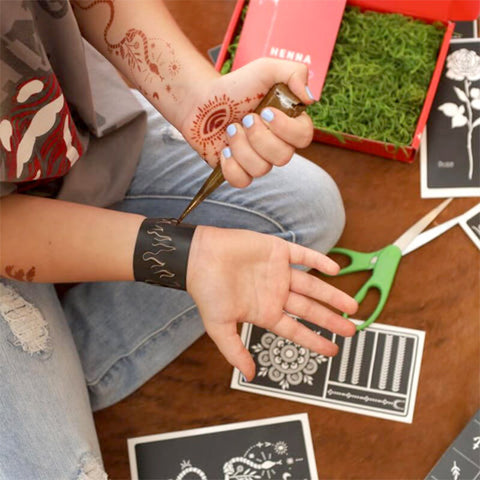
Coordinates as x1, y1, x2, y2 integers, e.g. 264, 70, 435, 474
226, 124, 237, 137
222, 147, 232, 159
305, 85, 315, 101
242, 114, 254, 128
261, 108, 274, 122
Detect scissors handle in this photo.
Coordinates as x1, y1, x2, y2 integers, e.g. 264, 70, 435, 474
330, 247, 385, 275
331, 245, 402, 331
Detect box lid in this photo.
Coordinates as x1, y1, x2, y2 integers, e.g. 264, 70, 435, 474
349, 0, 480, 22
232, 0, 347, 100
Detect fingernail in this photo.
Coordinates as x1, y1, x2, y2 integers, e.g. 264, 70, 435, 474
261, 108, 274, 123
222, 147, 232, 159
226, 124, 237, 137
242, 114, 254, 128
305, 85, 315, 101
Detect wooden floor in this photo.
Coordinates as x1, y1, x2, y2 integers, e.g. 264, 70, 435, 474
94, 2, 480, 478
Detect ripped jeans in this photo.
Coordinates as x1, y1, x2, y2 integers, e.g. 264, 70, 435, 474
0, 94, 346, 479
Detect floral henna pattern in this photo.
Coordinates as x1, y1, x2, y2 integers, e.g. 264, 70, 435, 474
72, 0, 180, 99
190, 93, 264, 160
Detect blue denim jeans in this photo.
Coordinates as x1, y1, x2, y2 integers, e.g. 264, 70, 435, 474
0, 93, 345, 479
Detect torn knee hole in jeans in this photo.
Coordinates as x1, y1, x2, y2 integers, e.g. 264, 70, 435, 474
77, 453, 108, 480
0, 283, 52, 357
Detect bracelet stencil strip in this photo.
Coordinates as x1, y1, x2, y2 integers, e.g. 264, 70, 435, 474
133, 218, 196, 290
232, 319, 425, 423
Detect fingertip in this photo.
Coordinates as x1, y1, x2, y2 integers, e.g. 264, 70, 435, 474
240, 359, 256, 382
221, 154, 252, 189
327, 343, 339, 357
344, 298, 359, 315
344, 319, 357, 337
222, 146, 232, 159
324, 259, 340, 275
287, 66, 312, 105
305, 85, 316, 104
313, 339, 339, 358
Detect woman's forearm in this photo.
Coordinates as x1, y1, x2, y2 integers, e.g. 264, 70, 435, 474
0, 194, 144, 283
71, 0, 218, 129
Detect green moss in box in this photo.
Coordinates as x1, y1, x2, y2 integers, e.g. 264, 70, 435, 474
222, 6, 445, 147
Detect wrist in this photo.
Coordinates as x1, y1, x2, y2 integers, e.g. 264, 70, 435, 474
177, 71, 222, 136
133, 218, 197, 290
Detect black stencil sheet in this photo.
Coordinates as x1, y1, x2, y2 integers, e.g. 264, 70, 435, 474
454, 21, 478, 38
426, 410, 480, 480
421, 39, 480, 197
232, 319, 425, 423
461, 207, 480, 250
128, 414, 317, 480
466, 212, 480, 239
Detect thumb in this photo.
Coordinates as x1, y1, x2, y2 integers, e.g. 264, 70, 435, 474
251, 57, 314, 105
208, 325, 256, 381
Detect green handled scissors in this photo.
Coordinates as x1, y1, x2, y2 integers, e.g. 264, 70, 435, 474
330, 198, 453, 331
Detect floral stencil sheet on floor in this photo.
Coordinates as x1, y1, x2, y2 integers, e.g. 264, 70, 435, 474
231, 319, 425, 423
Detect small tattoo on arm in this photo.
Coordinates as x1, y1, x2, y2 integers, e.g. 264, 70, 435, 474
5, 266, 36, 282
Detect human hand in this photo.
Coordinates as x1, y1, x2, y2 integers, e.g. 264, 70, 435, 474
179, 58, 315, 188
186, 226, 358, 381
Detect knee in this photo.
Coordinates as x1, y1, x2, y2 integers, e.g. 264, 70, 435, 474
283, 156, 346, 253
0, 281, 53, 359
311, 165, 346, 251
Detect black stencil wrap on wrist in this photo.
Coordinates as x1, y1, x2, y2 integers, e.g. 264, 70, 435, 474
133, 218, 196, 290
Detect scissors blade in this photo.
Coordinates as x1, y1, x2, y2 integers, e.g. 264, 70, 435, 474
393, 198, 453, 254
402, 214, 462, 255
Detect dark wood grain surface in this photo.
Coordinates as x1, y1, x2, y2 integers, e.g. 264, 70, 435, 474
94, 2, 480, 478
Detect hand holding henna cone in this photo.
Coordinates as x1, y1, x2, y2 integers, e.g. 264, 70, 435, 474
177, 83, 306, 223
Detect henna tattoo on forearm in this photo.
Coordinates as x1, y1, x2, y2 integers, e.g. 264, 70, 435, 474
133, 218, 196, 290
5, 265, 36, 282
190, 93, 265, 159
72, 0, 181, 100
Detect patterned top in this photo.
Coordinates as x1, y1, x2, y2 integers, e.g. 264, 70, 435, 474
0, 0, 147, 206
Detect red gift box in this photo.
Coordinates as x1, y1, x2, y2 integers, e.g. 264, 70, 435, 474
216, 0, 480, 163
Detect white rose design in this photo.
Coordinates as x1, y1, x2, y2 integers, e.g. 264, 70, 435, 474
446, 48, 480, 82
439, 48, 480, 180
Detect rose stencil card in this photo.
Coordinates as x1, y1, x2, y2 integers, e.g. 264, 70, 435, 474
421, 38, 480, 197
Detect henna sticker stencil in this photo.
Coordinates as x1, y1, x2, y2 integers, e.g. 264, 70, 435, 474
142, 224, 176, 278
72, 0, 180, 99
190, 93, 264, 159
5, 266, 36, 282
133, 218, 196, 290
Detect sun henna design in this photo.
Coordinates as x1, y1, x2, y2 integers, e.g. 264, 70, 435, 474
5, 266, 36, 282
168, 60, 180, 77
72, 0, 180, 99
190, 93, 264, 159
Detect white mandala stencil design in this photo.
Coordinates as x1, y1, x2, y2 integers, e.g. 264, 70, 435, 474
251, 332, 327, 390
